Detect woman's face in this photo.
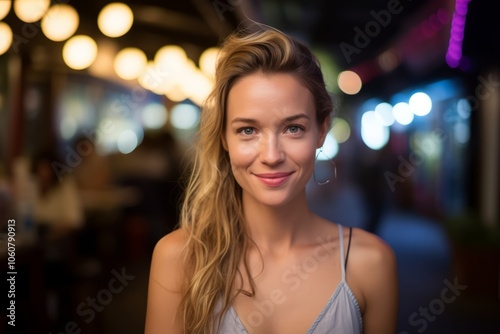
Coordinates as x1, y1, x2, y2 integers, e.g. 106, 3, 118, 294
223, 72, 328, 207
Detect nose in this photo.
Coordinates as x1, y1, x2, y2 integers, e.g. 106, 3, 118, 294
260, 135, 285, 165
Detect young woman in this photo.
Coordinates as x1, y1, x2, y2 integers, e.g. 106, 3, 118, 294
145, 25, 398, 334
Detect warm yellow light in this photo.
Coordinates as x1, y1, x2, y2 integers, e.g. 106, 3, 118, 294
138, 61, 172, 94
0, 22, 13, 55
97, 3, 133, 38
165, 85, 188, 103
14, 0, 50, 23
199, 47, 219, 79
89, 40, 118, 79
337, 70, 362, 95
330, 118, 351, 143
154, 45, 187, 83
0, 1, 11, 21
177, 61, 213, 106
62, 35, 98, 70
114, 47, 147, 80
41, 4, 79, 42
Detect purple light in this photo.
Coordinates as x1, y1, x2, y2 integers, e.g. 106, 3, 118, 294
446, 0, 471, 68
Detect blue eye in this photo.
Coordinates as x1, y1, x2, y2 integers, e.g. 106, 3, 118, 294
287, 125, 304, 134
239, 127, 255, 135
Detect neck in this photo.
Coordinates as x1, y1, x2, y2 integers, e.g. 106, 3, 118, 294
242, 191, 315, 254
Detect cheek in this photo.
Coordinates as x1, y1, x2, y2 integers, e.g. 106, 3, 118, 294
287, 141, 317, 164
227, 141, 258, 169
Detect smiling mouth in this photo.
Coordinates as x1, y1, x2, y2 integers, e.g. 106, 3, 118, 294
254, 172, 294, 187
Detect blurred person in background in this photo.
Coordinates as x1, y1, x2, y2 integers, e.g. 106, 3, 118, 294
32, 149, 84, 237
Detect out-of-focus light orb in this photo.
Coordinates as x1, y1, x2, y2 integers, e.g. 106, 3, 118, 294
60, 116, 77, 140
199, 47, 219, 79
330, 118, 351, 143
41, 4, 79, 42
138, 61, 173, 94
392, 102, 414, 125
96, 119, 143, 154
454, 122, 470, 144
98, 3, 133, 38
63, 35, 98, 70
114, 47, 147, 80
361, 111, 390, 150
155, 45, 187, 83
316, 133, 338, 160
117, 129, 138, 154
178, 63, 213, 106
378, 48, 400, 72
374, 102, 395, 126
409, 92, 432, 116
165, 85, 188, 102
0, 22, 13, 55
14, 0, 49, 23
141, 103, 168, 129
0, 1, 11, 20
170, 103, 200, 130
337, 70, 362, 95
457, 98, 471, 119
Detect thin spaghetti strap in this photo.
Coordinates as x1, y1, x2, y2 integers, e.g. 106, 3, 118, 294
344, 227, 353, 269
337, 224, 345, 281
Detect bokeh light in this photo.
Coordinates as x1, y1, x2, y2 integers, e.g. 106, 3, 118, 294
361, 111, 390, 150
141, 103, 168, 130
41, 4, 79, 42
392, 102, 414, 125
117, 130, 139, 154
96, 119, 143, 154
62, 35, 98, 70
97, 3, 133, 38
0, 1, 11, 21
170, 103, 200, 130
59, 116, 77, 140
409, 92, 432, 116
337, 70, 362, 95
154, 45, 187, 82
165, 85, 188, 103
316, 133, 339, 160
454, 122, 470, 144
14, 0, 50, 23
199, 47, 219, 79
114, 47, 148, 80
330, 118, 351, 143
0, 22, 13, 56
374, 102, 395, 126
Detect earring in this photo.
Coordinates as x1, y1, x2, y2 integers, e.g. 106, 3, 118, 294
314, 148, 337, 186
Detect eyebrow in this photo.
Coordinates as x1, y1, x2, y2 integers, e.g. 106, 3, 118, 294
230, 113, 311, 125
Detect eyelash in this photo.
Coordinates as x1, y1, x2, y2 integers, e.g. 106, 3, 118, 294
237, 127, 256, 135
286, 125, 305, 134
236, 125, 305, 136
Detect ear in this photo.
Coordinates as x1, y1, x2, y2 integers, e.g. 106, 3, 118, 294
316, 116, 330, 148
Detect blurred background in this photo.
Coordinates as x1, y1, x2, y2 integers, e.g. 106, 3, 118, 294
0, 0, 499, 333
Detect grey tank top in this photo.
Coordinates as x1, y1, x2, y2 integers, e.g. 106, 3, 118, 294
216, 224, 363, 333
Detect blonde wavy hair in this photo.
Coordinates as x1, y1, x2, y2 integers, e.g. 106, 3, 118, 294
178, 24, 333, 333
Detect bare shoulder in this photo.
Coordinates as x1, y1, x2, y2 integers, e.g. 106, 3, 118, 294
145, 229, 189, 333
346, 228, 398, 314
153, 228, 188, 258
350, 227, 396, 268
149, 228, 189, 292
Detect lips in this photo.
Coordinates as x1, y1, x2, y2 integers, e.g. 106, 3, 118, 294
253, 172, 294, 187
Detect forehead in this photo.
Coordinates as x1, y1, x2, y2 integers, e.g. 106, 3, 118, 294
226, 72, 316, 122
